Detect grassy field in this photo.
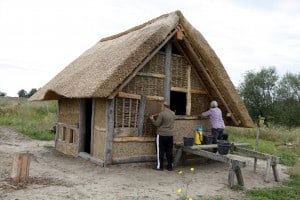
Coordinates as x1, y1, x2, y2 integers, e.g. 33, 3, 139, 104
0, 97, 299, 199
0, 97, 56, 140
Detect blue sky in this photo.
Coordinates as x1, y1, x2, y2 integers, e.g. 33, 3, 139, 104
1, 0, 300, 96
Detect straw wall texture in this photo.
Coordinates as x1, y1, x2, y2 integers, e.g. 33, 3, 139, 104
58, 99, 80, 125
112, 141, 155, 159
92, 99, 107, 160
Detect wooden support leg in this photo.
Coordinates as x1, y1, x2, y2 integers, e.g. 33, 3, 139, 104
11, 152, 31, 185
272, 164, 280, 182
228, 161, 244, 188
264, 158, 272, 182
228, 163, 235, 188
174, 147, 183, 167
271, 158, 280, 182
235, 166, 244, 186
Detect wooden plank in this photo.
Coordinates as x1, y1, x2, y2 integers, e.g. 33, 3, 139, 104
137, 72, 165, 79
182, 147, 246, 167
190, 89, 208, 94
233, 146, 280, 162
164, 41, 172, 105
108, 29, 177, 99
176, 30, 184, 40
90, 99, 95, 156
171, 87, 187, 93
117, 92, 141, 100
113, 137, 155, 142
78, 100, 86, 152
104, 99, 114, 165
146, 95, 164, 101
186, 65, 191, 115
137, 96, 147, 136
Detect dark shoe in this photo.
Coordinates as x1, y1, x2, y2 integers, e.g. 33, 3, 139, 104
167, 167, 173, 171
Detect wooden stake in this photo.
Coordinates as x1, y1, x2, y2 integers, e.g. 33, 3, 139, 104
11, 152, 31, 185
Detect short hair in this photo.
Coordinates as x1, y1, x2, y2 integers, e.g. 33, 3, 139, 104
163, 101, 170, 108
210, 101, 218, 108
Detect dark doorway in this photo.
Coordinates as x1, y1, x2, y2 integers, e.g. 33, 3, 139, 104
170, 91, 186, 115
84, 99, 92, 153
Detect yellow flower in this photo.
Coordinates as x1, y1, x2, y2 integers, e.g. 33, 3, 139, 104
177, 188, 182, 193
178, 170, 183, 175
186, 197, 193, 200
190, 167, 194, 172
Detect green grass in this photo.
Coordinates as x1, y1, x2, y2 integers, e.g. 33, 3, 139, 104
246, 175, 300, 200
0, 97, 56, 140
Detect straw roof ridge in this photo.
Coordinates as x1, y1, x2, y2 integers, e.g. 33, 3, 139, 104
99, 10, 180, 42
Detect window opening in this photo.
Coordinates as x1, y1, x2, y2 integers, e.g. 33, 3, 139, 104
170, 91, 186, 115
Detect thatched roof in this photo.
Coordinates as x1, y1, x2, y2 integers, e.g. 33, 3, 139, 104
30, 10, 253, 127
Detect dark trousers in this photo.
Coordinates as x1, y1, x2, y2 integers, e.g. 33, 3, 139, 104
211, 128, 224, 144
156, 135, 173, 170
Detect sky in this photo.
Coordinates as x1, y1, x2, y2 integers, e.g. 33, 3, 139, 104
1, 0, 300, 97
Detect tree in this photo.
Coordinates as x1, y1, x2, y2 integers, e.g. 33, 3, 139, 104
18, 89, 27, 98
0, 91, 6, 96
27, 88, 37, 97
273, 73, 300, 127
238, 67, 278, 121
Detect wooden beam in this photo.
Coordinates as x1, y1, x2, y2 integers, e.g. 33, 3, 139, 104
137, 72, 165, 79
137, 96, 147, 136
108, 29, 177, 99
176, 30, 184, 40
117, 92, 141, 99
113, 137, 155, 142
186, 65, 191, 115
78, 100, 86, 153
104, 99, 114, 165
181, 37, 239, 125
90, 99, 95, 156
164, 41, 172, 105
146, 95, 164, 101
171, 87, 187, 93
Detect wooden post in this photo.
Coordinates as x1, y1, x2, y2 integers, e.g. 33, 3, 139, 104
11, 152, 31, 185
164, 42, 172, 105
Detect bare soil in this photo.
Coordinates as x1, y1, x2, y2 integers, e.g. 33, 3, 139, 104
0, 127, 290, 200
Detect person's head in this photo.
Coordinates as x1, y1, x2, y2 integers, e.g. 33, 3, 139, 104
210, 100, 218, 108
162, 101, 170, 110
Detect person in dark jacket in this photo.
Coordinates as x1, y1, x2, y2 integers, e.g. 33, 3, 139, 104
150, 101, 175, 171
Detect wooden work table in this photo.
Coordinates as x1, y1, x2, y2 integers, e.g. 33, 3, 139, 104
174, 142, 280, 188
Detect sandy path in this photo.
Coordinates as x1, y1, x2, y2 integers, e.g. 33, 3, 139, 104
0, 127, 290, 200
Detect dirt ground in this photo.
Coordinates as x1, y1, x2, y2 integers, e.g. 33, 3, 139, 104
0, 127, 290, 200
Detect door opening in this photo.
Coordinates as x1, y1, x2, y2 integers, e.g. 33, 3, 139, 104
84, 99, 92, 153
170, 91, 186, 115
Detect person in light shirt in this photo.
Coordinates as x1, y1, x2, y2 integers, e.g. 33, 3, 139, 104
200, 100, 225, 144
